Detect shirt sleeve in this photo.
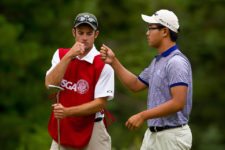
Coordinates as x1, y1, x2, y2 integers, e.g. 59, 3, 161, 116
46, 49, 60, 75
166, 55, 190, 88
138, 67, 150, 86
138, 59, 156, 86
94, 64, 114, 100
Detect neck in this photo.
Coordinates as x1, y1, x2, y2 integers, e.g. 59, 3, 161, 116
157, 40, 176, 54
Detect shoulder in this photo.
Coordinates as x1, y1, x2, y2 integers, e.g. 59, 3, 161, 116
57, 48, 70, 59
168, 52, 190, 66
169, 55, 186, 63
58, 48, 70, 55
103, 64, 114, 73
166, 54, 191, 73
94, 55, 114, 74
93, 54, 105, 67
93, 54, 103, 62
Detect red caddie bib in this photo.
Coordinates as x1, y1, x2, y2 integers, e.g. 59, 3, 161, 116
48, 48, 105, 148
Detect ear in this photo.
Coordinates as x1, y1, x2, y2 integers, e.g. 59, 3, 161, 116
94, 30, 99, 39
162, 28, 168, 37
72, 28, 76, 37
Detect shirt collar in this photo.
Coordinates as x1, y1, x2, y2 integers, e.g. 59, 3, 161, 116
77, 45, 99, 64
155, 45, 178, 61
161, 45, 178, 57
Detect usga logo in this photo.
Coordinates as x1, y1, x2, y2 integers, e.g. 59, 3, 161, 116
60, 79, 89, 94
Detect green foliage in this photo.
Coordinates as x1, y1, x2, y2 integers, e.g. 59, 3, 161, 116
0, 0, 225, 149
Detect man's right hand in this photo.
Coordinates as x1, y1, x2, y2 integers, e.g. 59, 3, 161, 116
67, 42, 85, 59
100, 44, 115, 64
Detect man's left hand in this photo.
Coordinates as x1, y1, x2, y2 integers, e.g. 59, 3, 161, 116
52, 103, 68, 119
125, 113, 145, 130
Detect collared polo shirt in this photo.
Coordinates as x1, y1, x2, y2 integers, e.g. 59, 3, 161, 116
138, 45, 192, 127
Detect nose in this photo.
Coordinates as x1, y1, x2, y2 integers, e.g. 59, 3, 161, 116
146, 30, 149, 36
81, 34, 88, 41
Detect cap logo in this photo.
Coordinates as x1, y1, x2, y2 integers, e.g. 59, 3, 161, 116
153, 14, 177, 32
142, 10, 179, 33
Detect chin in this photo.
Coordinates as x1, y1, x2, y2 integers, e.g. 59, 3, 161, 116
148, 43, 153, 47
85, 47, 90, 51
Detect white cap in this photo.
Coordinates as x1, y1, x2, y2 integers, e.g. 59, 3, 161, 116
141, 9, 179, 33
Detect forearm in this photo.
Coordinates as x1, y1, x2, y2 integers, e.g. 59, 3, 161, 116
111, 58, 141, 92
45, 55, 73, 87
66, 98, 107, 117
140, 98, 184, 121
140, 86, 187, 121
45, 42, 85, 87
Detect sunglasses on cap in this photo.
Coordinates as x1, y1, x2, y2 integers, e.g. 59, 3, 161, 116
74, 15, 98, 29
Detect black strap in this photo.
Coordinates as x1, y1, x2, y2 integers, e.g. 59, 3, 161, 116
149, 124, 186, 132
94, 117, 103, 122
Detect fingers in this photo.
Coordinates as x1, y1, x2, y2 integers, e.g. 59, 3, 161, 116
75, 41, 84, 48
70, 42, 85, 56
102, 44, 110, 50
52, 103, 62, 108
100, 44, 108, 53
76, 42, 85, 54
125, 120, 136, 130
78, 42, 85, 52
125, 114, 144, 130
52, 103, 64, 119
100, 44, 108, 60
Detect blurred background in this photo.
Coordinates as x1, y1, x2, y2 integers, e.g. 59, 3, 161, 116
0, 0, 225, 149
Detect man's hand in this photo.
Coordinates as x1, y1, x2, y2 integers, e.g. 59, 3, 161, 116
125, 113, 145, 130
52, 103, 68, 119
100, 44, 115, 64
67, 42, 85, 59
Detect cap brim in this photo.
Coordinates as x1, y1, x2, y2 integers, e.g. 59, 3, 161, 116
74, 22, 97, 30
141, 14, 158, 24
